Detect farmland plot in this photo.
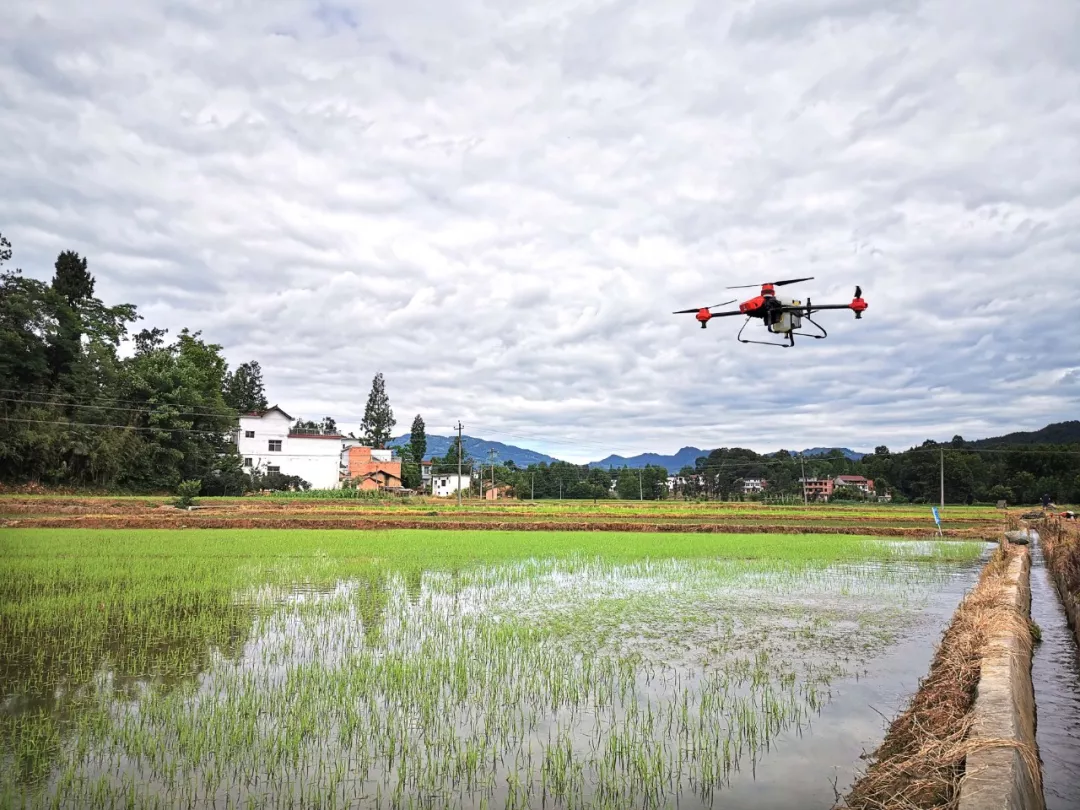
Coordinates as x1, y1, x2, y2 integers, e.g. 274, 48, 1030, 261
0, 530, 989, 809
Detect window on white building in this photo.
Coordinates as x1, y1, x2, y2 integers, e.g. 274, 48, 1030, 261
268, 440, 282, 452
243, 457, 252, 467
267, 466, 280, 473
245, 430, 255, 438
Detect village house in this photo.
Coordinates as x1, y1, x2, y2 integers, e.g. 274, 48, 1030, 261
799, 475, 880, 502
483, 483, 513, 500
235, 406, 345, 490
432, 472, 473, 497
345, 446, 403, 491
742, 477, 767, 494
800, 477, 834, 501
834, 474, 876, 495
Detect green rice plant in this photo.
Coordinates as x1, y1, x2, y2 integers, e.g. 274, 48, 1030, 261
0, 528, 989, 809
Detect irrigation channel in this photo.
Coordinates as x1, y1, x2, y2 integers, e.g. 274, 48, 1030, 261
1029, 530, 1080, 810
3, 539, 996, 809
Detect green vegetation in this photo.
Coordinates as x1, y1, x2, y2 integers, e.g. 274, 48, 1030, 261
484, 442, 1080, 506
1, 528, 987, 808
173, 479, 202, 509
360, 371, 395, 449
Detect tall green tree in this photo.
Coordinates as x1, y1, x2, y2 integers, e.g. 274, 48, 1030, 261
46, 251, 98, 385
360, 372, 395, 448
52, 251, 95, 307
408, 414, 427, 462
223, 360, 268, 413
401, 413, 427, 490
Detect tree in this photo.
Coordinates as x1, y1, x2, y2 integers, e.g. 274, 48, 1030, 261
321, 416, 338, 435
400, 414, 427, 490
615, 465, 667, 500
408, 414, 427, 463
134, 327, 168, 355
52, 251, 95, 307
360, 372, 395, 448
223, 360, 268, 413
47, 250, 97, 384
432, 435, 472, 474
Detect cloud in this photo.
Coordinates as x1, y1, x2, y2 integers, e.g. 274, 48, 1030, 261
2, 0, 1078, 463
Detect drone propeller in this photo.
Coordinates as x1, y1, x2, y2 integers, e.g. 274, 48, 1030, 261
672, 300, 736, 314
855, 285, 862, 299
726, 276, 815, 290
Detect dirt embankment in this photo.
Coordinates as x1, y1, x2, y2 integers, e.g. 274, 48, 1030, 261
0, 513, 998, 537
0, 496, 1005, 537
836, 541, 1042, 810
0, 497, 1001, 524
1038, 515, 1080, 647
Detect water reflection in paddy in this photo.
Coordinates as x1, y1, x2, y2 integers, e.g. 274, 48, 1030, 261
2, 542, 992, 809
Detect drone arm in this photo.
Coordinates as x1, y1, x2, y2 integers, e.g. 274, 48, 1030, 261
706, 309, 746, 317
781, 300, 868, 318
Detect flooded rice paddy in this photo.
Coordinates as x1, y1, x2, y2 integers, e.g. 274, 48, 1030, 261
0, 530, 990, 809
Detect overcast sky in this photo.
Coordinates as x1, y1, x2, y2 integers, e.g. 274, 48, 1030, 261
3, 0, 1078, 463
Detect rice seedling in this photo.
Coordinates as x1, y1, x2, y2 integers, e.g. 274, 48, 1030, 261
0, 529, 989, 808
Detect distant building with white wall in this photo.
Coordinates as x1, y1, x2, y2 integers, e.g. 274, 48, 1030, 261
235, 406, 345, 490
742, 478, 767, 494
431, 472, 472, 497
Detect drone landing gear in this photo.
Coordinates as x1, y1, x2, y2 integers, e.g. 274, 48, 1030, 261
736, 317, 794, 348
790, 314, 828, 341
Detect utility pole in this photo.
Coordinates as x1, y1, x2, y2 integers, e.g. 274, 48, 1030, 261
639, 468, 643, 501
531, 472, 534, 500
488, 448, 497, 500
456, 421, 463, 506
559, 478, 562, 500
800, 452, 808, 506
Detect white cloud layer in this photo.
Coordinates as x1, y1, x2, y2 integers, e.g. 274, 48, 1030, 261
3, 0, 1078, 462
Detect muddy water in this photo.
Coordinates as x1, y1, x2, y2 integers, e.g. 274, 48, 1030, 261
1030, 532, 1080, 810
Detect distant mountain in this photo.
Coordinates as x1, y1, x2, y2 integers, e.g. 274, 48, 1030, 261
971, 421, 1080, 447
381, 421, 1077, 473
587, 447, 712, 474
794, 447, 866, 461
388, 434, 562, 467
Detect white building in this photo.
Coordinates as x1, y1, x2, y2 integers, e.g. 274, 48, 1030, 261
431, 472, 473, 497
742, 478, 767, 494
235, 406, 346, 490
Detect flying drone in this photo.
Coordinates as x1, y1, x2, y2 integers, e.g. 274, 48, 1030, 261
673, 277, 867, 347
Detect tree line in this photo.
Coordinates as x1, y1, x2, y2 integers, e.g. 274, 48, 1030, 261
432, 442, 1080, 506
0, 233, 412, 494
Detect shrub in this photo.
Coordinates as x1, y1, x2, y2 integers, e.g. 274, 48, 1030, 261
174, 479, 202, 509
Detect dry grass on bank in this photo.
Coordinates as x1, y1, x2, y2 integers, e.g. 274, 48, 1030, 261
836, 544, 1034, 810
1039, 515, 1080, 598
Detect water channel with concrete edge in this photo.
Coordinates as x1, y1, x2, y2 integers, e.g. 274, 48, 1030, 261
1029, 530, 1080, 810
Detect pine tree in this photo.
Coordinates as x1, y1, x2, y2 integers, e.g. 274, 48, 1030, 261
408, 414, 427, 464
223, 361, 269, 413
360, 372, 395, 448
52, 250, 95, 307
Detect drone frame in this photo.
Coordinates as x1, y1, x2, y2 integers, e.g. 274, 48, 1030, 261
673, 279, 866, 347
